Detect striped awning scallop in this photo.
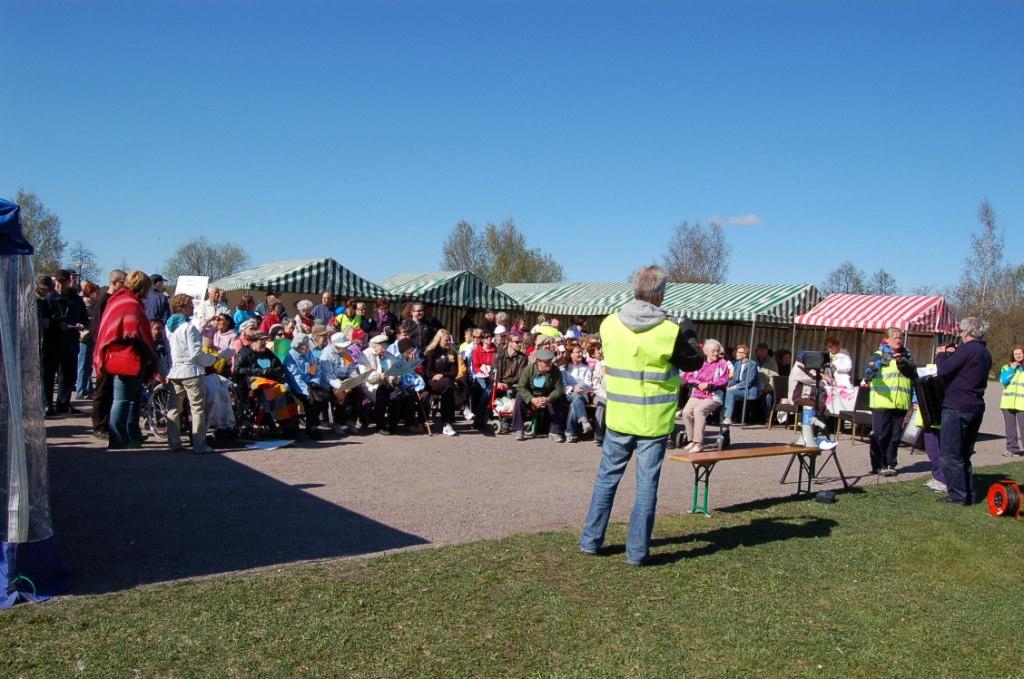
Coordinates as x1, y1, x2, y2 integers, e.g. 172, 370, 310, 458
794, 294, 959, 334
499, 281, 821, 324
212, 258, 393, 299
381, 271, 522, 310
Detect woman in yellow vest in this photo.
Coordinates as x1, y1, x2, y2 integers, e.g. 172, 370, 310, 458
861, 328, 917, 476
999, 346, 1024, 457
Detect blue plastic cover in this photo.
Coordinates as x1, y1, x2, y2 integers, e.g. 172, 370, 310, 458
1, 537, 71, 607
0, 199, 33, 256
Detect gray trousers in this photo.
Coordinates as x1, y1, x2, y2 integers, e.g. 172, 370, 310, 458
1004, 409, 1024, 454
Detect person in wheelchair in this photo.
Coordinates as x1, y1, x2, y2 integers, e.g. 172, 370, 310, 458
679, 339, 729, 452
234, 330, 300, 434
512, 348, 566, 442
284, 335, 328, 439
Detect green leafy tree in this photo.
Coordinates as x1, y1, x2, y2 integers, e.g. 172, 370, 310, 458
440, 218, 564, 285
163, 236, 250, 283
661, 220, 729, 284
15, 189, 66, 274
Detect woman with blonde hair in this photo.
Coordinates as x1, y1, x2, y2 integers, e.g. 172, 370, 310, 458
423, 328, 461, 436
94, 270, 157, 449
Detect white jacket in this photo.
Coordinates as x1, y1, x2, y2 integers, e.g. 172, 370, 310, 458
357, 349, 386, 397
167, 322, 216, 379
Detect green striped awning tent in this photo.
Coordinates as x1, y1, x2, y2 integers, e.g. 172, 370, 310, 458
211, 258, 393, 299
662, 283, 821, 324
498, 281, 821, 324
381, 271, 522, 310
497, 282, 635, 317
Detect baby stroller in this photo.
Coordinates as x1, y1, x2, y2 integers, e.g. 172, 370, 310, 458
490, 384, 517, 435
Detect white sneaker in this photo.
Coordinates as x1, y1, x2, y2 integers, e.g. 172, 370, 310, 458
442, 423, 457, 437
463, 407, 475, 421
721, 417, 732, 425
581, 419, 593, 435
925, 478, 947, 493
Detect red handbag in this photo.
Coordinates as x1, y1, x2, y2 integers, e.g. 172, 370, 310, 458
104, 342, 142, 377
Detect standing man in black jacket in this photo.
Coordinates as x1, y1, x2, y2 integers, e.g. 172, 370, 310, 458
935, 316, 993, 506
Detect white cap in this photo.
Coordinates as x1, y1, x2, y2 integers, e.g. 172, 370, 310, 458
330, 332, 352, 348
370, 333, 390, 345
494, 325, 507, 335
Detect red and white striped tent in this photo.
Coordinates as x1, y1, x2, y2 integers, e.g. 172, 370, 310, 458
794, 294, 959, 334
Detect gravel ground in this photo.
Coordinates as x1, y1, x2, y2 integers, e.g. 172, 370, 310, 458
45, 383, 1012, 594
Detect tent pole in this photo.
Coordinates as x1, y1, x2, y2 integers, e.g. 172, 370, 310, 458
741, 316, 757, 426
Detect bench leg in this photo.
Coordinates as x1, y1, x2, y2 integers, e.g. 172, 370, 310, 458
779, 454, 797, 484
817, 448, 850, 489
689, 463, 715, 516
795, 454, 817, 495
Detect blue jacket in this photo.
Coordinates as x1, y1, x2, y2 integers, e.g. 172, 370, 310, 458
727, 358, 759, 397
283, 348, 315, 398
863, 343, 915, 383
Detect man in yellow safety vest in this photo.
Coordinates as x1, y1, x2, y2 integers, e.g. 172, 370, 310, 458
579, 266, 703, 566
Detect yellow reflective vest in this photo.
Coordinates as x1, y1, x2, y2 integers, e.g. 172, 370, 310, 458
869, 358, 912, 411
1000, 365, 1024, 411
600, 314, 680, 437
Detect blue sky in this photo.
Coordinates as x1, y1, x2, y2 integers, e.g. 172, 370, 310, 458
5, 0, 1022, 291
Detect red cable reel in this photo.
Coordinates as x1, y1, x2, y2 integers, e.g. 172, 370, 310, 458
987, 480, 1023, 518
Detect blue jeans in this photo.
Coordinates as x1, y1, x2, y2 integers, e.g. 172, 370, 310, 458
76, 341, 94, 396
579, 427, 668, 564
473, 377, 492, 420
565, 391, 589, 434
110, 374, 143, 448
940, 407, 983, 504
723, 386, 757, 419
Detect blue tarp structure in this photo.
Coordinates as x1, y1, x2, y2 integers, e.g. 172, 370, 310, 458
0, 198, 70, 606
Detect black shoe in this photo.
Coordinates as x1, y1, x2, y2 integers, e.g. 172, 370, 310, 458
379, 428, 393, 436
45, 407, 58, 417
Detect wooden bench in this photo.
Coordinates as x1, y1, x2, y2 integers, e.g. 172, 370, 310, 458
668, 444, 822, 516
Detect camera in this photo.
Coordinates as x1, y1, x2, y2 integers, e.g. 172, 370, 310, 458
801, 350, 830, 371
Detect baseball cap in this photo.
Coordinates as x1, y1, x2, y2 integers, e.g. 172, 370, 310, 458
150, 273, 167, 284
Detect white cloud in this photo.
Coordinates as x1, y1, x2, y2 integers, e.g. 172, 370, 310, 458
728, 213, 763, 226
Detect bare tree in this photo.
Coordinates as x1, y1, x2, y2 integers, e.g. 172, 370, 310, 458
952, 198, 1006, 317
163, 236, 250, 283
866, 268, 899, 295
822, 261, 866, 295
15, 189, 66, 274
64, 240, 99, 284
661, 220, 729, 284
439, 218, 564, 285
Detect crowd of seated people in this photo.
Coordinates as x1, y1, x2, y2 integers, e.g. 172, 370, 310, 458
64, 271, 812, 451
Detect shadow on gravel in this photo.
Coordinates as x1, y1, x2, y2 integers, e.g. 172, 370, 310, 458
47, 441, 428, 594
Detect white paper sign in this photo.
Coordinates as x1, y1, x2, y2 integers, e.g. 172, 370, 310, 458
175, 275, 210, 305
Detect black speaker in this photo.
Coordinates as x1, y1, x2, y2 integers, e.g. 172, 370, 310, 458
801, 350, 830, 371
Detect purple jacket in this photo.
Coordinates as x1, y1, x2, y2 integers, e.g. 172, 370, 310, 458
936, 340, 992, 414
684, 358, 730, 400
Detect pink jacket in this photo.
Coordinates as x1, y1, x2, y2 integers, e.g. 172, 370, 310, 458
684, 358, 730, 399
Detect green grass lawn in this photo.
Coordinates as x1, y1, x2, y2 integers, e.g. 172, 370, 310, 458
4, 463, 1024, 677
